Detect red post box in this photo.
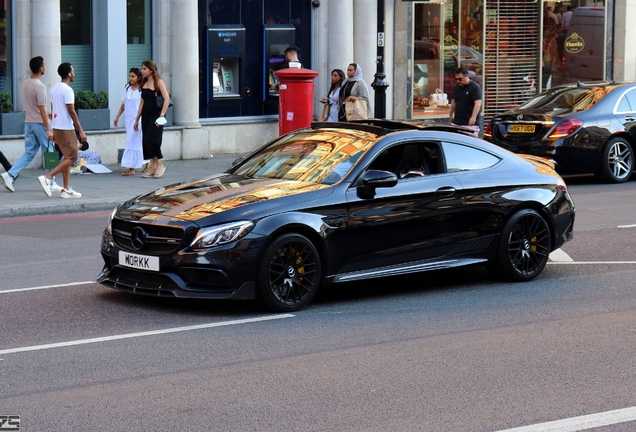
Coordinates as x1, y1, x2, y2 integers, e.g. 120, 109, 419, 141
275, 67, 319, 136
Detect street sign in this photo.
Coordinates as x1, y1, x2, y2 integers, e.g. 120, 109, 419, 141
377, 32, 385, 47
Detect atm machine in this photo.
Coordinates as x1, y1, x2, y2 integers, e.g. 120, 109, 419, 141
207, 25, 246, 106
263, 25, 296, 102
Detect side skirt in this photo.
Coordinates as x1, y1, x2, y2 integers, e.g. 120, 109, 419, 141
330, 258, 488, 283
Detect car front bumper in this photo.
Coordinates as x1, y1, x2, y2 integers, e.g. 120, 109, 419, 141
97, 229, 268, 300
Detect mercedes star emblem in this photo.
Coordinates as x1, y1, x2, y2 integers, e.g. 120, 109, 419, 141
130, 227, 148, 251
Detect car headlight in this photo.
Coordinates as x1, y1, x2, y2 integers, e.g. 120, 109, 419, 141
191, 221, 254, 249
106, 206, 119, 235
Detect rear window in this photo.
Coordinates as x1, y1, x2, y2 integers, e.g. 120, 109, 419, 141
517, 87, 608, 112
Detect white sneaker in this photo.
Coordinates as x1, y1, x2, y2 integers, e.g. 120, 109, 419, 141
50, 181, 63, 193
37, 175, 52, 197
60, 187, 82, 199
1, 172, 14, 192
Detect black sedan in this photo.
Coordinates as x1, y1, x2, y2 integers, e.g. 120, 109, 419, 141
98, 120, 575, 311
484, 81, 636, 183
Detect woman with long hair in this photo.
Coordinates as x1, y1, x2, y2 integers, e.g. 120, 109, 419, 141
114, 67, 144, 176
320, 69, 345, 122
134, 60, 170, 178
338, 63, 372, 121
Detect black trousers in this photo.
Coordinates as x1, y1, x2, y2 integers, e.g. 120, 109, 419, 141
0, 150, 11, 172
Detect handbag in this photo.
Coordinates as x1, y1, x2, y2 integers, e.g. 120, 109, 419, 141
318, 102, 330, 122
345, 99, 368, 121
156, 92, 165, 110
43, 141, 59, 169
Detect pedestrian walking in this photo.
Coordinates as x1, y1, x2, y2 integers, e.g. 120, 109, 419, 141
320, 69, 345, 122
449, 67, 482, 137
338, 63, 372, 121
114, 67, 144, 176
2, 56, 61, 193
134, 60, 169, 179
37, 62, 87, 198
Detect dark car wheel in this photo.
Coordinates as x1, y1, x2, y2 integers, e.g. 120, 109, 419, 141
256, 233, 322, 312
494, 209, 552, 281
599, 137, 633, 183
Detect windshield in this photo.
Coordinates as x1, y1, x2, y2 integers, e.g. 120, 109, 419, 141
232, 130, 375, 184
517, 86, 608, 112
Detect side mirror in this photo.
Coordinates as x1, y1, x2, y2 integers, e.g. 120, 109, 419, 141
357, 169, 398, 198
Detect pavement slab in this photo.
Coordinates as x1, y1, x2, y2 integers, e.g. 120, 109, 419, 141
0, 154, 243, 218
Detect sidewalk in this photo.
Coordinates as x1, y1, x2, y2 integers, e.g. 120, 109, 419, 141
0, 154, 243, 219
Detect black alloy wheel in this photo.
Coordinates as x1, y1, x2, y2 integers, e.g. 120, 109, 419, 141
256, 233, 322, 312
496, 209, 552, 281
599, 137, 633, 183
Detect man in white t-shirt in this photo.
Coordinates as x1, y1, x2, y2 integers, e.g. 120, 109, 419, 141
37, 63, 87, 198
2, 56, 60, 193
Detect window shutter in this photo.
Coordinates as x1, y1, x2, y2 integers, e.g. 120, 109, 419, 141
483, 1, 540, 121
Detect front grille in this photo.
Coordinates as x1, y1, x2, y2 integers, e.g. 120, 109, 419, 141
112, 220, 185, 255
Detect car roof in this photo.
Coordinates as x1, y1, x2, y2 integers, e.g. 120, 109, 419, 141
310, 119, 478, 137
307, 120, 514, 160
547, 81, 636, 92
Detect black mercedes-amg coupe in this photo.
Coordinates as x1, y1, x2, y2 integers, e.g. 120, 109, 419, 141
98, 120, 575, 311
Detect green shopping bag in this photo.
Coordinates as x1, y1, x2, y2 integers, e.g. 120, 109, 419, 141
43, 141, 59, 169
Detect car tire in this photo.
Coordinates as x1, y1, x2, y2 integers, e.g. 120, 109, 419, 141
599, 137, 633, 183
256, 233, 322, 312
493, 209, 552, 282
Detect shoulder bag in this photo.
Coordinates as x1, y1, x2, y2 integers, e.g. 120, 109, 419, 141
318, 101, 330, 122
156, 91, 165, 110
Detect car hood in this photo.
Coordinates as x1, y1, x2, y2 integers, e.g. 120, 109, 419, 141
116, 173, 332, 224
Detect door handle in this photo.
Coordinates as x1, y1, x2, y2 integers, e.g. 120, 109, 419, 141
436, 186, 456, 196
625, 116, 635, 122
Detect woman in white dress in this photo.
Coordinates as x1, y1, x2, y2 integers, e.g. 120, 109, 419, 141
114, 68, 144, 176
320, 69, 345, 122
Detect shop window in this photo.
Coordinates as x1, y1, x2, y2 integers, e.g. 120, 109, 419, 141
61, 0, 93, 91
412, 1, 483, 120
198, 0, 309, 118
0, 2, 12, 96
127, 0, 152, 72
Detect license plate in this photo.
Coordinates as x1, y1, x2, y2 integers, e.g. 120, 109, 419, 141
509, 124, 536, 133
119, 251, 160, 272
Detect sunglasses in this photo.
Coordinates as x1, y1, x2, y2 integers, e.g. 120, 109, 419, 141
455, 77, 465, 82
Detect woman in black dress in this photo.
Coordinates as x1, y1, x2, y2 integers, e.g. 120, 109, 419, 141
134, 60, 170, 178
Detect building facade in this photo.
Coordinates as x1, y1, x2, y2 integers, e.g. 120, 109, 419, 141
2, 0, 635, 164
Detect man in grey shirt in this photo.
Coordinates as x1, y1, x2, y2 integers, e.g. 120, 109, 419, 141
2, 56, 60, 193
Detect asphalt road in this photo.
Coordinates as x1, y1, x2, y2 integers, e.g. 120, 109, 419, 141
1, 176, 636, 432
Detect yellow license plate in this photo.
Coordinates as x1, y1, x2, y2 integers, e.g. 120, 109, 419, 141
509, 124, 536, 133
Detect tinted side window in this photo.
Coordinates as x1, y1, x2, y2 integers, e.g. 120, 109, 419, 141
617, 89, 636, 113
441, 142, 500, 172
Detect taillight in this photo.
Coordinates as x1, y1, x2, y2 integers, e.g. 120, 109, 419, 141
548, 118, 584, 139
484, 121, 493, 138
